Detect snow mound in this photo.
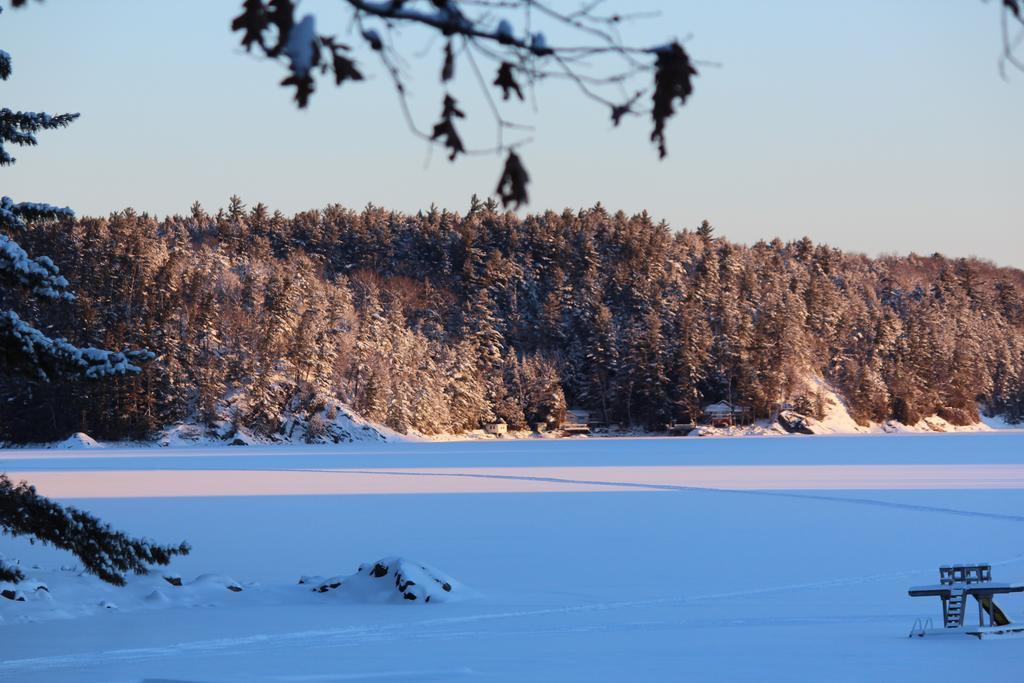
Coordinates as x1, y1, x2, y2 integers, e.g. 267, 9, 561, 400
280, 399, 404, 444
776, 377, 998, 435
904, 416, 990, 433
801, 379, 871, 434
156, 423, 210, 447
691, 422, 782, 437
694, 378, 1006, 437
0, 565, 256, 626
979, 413, 1024, 430
189, 574, 245, 593
310, 557, 469, 604
152, 398, 402, 448
777, 410, 814, 434
52, 432, 102, 449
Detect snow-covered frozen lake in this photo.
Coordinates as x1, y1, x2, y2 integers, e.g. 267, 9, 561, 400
2, 433, 1024, 681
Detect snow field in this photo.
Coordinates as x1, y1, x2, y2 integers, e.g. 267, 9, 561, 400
1, 433, 1024, 681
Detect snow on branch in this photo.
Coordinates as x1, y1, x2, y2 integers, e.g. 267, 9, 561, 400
0, 197, 76, 299
0, 109, 78, 132
0, 5, 171, 589
1, 195, 75, 226
0, 7, 154, 384
0, 474, 190, 585
0, 311, 153, 381
0, 109, 79, 166
0, 233, 72, 300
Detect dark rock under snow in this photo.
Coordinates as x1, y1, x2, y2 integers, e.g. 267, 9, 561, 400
778, 410, 816, 435
309, 557, 466, 604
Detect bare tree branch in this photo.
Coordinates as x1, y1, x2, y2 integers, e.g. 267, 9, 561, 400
229, 0, 697, 207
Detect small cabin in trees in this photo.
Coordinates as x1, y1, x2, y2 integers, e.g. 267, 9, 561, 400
702, 401, 753, 427
484, 420, 508, 436
560, 408, 591, 435
566, 408, 590, 425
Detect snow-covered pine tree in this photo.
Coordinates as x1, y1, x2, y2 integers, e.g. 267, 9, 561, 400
669, 298, 711, 423
443, 339, 493, 431
3, 190, 1024, 438
520, 354, 567, 429
580, 301, 618, 423
191, 286, 228, 423
0, 24, 151, 379
1, 9, 187, 584
0, 474, 189, 585
695, 219, 715, 243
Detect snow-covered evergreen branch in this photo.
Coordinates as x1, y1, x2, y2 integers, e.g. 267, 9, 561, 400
0, 311, 153, 381
0, 474, 189, 585
0, 107, 79, 166
1, 4, 182, 589
0, 7, 150, 382
0, 233, 72, 300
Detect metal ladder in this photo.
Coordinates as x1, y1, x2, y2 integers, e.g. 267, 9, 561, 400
945, 589, 966, 628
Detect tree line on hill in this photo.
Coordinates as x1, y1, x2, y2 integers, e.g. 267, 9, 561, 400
2, 197, 1022, 443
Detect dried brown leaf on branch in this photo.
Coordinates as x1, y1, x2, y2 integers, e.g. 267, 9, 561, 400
265, 0, 295, 57
321, 36, 364, 86
431, 94, 466, 161
281, 72, 315, 107
220, 1, 702, 205
650, 42, 697, 159
495, 150, 529, 208
493, 62, 524, 101
232, 0, 267, 52
442, 40, 455, 82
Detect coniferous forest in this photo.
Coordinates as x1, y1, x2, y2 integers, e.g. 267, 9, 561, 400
2, 196, 1022, 444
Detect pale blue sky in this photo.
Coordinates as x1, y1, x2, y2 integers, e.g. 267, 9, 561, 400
3, 1, 1022, 266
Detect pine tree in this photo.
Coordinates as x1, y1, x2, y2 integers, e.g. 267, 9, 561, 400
444, 340, 493, 430
0, 188, 150, 376
191, 287, 227, 423
1, 12, 187, 584
695, 219, 714, 243
994, 279, 1024, 326
520, 354, 567, 428
669, 299, 711, 422
579, 301, 618, 422
0, 475, 189, 585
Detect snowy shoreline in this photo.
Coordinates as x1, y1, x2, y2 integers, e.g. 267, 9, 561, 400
5, 413, 1020, 451
7, 380, 1019, 451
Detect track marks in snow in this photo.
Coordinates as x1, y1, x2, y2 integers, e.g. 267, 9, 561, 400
293, 467, 1024, 524
266, 670, 478, 681
7, 557, 1021, 676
